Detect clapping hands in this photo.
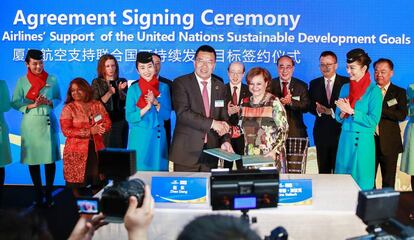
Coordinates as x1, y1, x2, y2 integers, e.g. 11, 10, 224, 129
335, 98, 354, 115
91, 123, 105, 135
144, 90, 159, 106
29, 95, 51, 109
118, 81, 127, 91
280, 89, 292, 105
316, 102, 331, 115
227, 101, 240, 116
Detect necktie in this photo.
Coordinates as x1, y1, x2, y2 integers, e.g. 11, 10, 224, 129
232, 86, 238, 105
381, 87, 386, 98
282, 81, 288, 97
201, 81, 210, 117
375, 86, 386, 136
201, 81, 210, 143
326, 79, 332, 103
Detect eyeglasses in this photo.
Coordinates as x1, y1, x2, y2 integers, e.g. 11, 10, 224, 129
196, 58, 215, 66
229, 71, 244, 76
278, 65, 293, 71
319, 63, 336, 68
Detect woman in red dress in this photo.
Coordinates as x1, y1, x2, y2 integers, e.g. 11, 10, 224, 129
60, 78, 111, 197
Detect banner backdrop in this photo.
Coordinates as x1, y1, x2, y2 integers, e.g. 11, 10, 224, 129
2, 0, 413, 184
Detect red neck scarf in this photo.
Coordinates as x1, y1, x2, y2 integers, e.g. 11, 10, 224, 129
136, 76, 160, 109
26, 68, 48, 101
348, 71, 371, 108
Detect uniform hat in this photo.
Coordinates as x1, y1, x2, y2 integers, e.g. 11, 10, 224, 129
26, 49, 43, 60
136, 52, 153, 64
346, 48, 366, 63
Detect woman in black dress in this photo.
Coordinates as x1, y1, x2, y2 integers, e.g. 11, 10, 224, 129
92, 54, 128, 148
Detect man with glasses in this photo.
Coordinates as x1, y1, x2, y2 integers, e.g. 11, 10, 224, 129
373, 58, 407, 188
271, 55, 310, 173
170, 45, 233, 172
309, 51, 349, 174
225, 62, 251, 170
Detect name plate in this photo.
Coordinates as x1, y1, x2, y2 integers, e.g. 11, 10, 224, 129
151, 176, 207, 204
279, 179, 312, 205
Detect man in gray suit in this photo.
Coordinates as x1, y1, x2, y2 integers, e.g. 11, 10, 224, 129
170, 45, 233, 172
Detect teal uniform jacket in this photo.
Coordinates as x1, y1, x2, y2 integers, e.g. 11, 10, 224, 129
0, 80, 12, 167
11, 75, 61, 165
401, 84, 414, 175
126, 81, 171, 171
335, 82, 382, 190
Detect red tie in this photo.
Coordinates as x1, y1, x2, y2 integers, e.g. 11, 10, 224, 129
201, 81, 210, 117
202, 81, 210, 143
232, 86, 238, 105
282, 81, 288, 97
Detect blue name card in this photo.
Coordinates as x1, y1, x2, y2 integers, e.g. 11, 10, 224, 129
279, 179, 312, 205
151, 176, 207, 204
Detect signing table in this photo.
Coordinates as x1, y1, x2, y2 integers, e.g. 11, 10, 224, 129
94, 172, 367, 240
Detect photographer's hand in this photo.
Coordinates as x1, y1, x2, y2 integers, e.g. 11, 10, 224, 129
68, 213, 107, 240
124, 185, 154, 240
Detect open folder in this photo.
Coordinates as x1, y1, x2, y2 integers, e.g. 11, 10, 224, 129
203, 148, 275, 167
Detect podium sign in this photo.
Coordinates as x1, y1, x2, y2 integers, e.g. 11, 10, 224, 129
279, 179, 312, 205
151, 176, 208, 204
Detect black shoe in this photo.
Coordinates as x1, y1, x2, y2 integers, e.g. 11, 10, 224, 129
34, 188, 44, 207
45, 200, 55, 208
45, 192, 54, 208
33, 200, 45, 208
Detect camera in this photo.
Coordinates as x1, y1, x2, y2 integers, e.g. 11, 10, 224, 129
75, 197, 100, 215
210, 168, 279, 211
97, 148, 145, 222
100, 178, 145, 220
350, 188, 414, 239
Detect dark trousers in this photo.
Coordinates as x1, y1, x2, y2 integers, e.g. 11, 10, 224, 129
104, 120, 128, 148
375, 136, 398, 188
0, 167, 4, 187
174, 145, 218, 172
0, 167, 4, 206
28, 163, 56, 203
164, 119, 171, 152
412, 176, 414, 195
316, 143, 338, 174
223, 136, 244, 170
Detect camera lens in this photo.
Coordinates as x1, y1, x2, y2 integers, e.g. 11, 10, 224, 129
128, 178, 146, 207
101, 178, 146, 219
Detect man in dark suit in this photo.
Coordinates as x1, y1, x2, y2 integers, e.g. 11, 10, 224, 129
270, 55, 310, 173
170, 45, 233, 172
224, 62, 251, 170
152, 52, 173, 151
374, 58, 407, 188
271, 55, 310, 138
309, 51, 349, 174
